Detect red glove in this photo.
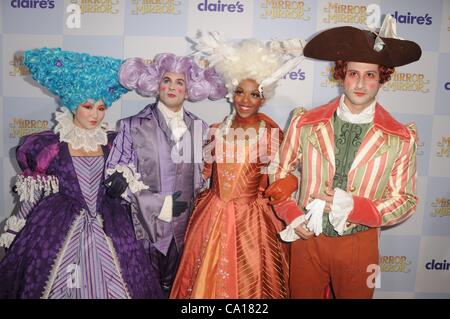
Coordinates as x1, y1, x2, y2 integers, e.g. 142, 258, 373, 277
264, 174, 298, 205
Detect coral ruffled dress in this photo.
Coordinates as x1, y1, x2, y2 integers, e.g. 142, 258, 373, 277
170, 114, 289, 299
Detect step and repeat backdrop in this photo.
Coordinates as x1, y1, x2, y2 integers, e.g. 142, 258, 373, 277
0, 0, 449, 298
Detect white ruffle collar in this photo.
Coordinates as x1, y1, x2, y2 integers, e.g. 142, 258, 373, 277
337, 94, 375, 124
157, 100, 184, 122
54, 107, 108, 152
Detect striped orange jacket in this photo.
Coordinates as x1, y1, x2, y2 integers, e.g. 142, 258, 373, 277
270, 97, 418, 233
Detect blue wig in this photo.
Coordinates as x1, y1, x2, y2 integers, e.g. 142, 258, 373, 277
23, 48, 130, 111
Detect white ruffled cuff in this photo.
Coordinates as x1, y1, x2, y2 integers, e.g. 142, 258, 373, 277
157, 195, 173, 223
15, 174, 59, 204
0, 215, 26, 248
279, 215, 306, 242
106, 164, 149, 199
329, 188, 354, 235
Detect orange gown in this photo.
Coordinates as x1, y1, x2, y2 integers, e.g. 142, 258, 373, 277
170, 114, 289, 299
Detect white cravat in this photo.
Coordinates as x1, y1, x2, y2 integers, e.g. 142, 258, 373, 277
329, 94, 372, 234
337, 94, 376, 124
157, 101, 188, 144
156, 101, 188, 223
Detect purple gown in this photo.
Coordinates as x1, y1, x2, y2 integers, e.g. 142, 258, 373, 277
0, 131, 162, 299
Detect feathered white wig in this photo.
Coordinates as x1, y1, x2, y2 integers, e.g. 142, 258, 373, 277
214, 39, 281, 100
191, 31, 304, 102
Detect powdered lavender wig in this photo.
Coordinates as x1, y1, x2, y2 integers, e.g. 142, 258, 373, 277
119, 53, 227, 102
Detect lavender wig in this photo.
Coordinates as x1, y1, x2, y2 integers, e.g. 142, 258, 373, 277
119, 53, 227, 102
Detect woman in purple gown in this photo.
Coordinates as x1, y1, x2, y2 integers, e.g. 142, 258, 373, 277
0, 48, 162, 299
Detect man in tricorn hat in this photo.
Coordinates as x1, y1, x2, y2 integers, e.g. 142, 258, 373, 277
265, 15, 421, 298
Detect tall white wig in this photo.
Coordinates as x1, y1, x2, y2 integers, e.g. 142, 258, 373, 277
191, 31, 305, 102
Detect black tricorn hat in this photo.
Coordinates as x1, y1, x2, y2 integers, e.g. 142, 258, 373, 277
303, 26, 422, 68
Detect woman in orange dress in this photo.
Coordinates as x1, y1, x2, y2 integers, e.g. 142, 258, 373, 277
170, 35, 304, 298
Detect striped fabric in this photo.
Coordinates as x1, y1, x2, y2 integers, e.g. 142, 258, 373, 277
47, 156, 129, 299
71, 156, 103, 213
106, 117, 139, 171
270, 98, 418, 232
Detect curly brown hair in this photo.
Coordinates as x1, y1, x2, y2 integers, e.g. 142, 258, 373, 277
333, 60, 395, 84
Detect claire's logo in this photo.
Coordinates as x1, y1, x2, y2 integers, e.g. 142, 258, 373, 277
392, 11, 432, 25
10, 0, 55, 9
425, 259, 450, 270
197, 0, 244, 13
282, 68, 306, 81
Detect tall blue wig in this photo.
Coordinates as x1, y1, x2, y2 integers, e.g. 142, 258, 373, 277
23, 48, 130, 111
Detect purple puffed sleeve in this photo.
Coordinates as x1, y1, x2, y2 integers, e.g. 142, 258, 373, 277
0, 132, 60, 249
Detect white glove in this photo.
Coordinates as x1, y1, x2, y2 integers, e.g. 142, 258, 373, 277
158, 195, 173, 223
304, 199, 326, 236
329, 188, 354, 235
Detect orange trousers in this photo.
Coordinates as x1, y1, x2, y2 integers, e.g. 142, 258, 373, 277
290, 228, 379, 299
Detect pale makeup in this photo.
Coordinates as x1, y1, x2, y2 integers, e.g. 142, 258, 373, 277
342, 62, 382, 114
159, 72, 187, 112
73, 99, 106, 130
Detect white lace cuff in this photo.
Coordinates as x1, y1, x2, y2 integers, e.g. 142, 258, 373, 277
158, 195, 173, 223
329, 188, 354, 235
106, 164, 149, 198
279, 215, 306, 242
0, 215, 26, 248
15, 174, 59, 204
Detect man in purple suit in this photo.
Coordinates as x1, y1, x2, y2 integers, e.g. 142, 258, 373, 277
104, 53, 226, 295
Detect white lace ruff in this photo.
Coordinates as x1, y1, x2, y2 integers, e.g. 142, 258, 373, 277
54, 107, 108, 152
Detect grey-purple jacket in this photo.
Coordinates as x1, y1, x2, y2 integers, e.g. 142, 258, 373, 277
106, 103, 208, 255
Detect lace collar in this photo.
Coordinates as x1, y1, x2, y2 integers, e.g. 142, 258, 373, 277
157, 100, 184, 123
54, 107, 108, 152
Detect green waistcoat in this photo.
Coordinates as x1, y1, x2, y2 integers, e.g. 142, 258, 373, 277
322, 113, 371, 237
